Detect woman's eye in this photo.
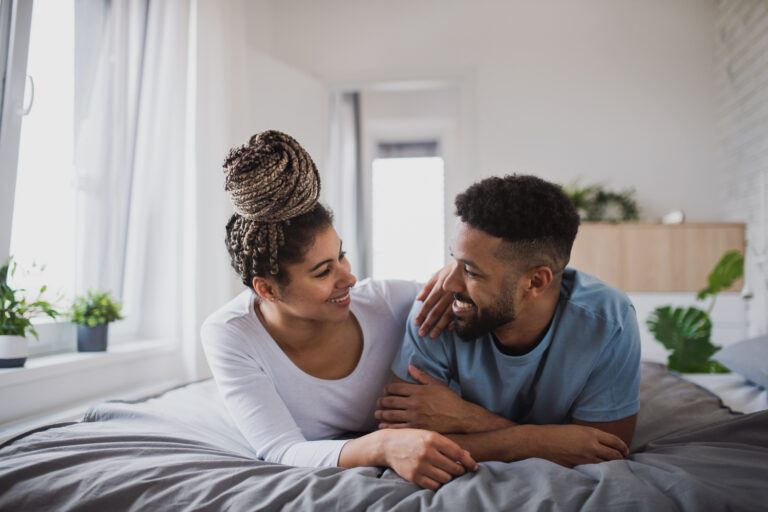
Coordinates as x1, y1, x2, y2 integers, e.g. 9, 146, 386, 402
339, 251, 346, 260
316, 269, 331, 278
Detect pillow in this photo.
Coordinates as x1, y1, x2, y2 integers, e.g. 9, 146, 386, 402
713, 335, 768, 389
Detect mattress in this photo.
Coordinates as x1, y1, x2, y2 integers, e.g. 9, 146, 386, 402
1, 362, 767, 511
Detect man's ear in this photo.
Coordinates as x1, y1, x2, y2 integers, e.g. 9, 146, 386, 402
252, 276, 280, 302
527, 266, 554, 297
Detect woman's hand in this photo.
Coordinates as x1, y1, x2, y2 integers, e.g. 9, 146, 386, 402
414, 262, 456, 338
380, 428, 478, 491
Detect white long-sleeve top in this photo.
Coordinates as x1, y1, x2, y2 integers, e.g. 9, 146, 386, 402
200, 278, 420, 468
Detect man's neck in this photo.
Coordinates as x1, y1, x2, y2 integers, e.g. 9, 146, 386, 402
493, 285, 561, 355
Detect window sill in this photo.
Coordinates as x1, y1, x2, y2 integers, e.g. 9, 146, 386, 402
0, 339, 177, 388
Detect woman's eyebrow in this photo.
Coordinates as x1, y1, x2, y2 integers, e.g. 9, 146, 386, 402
308, 240, 343, 273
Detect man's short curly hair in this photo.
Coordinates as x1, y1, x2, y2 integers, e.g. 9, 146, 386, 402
455, 174, 580, 271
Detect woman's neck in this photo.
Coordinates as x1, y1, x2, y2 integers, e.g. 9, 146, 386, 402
254, 298, 344, 353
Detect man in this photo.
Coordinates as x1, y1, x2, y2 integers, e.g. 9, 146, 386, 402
376, 174, 641, 467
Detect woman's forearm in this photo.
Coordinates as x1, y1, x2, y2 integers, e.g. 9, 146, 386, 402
337, 430, 388, 468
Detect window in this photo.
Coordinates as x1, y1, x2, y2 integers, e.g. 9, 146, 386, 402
9, 0, 76, 300
371, 155, 445, 282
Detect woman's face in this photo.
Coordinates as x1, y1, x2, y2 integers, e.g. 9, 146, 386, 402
272, 225, 357, 323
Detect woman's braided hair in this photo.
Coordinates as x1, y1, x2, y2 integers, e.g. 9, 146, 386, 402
223, 130, 332, 287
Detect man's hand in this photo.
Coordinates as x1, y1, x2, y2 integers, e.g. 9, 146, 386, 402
376, 365, 513, 434
414, 263, 456, 338
527, 424, 629, 467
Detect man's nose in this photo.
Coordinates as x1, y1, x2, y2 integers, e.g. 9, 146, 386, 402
442, 261, 463, 294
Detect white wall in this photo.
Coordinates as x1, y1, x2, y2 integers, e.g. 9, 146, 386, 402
190, 0, 329, 377
263, 0, 721, 221
715, 0, 768, 336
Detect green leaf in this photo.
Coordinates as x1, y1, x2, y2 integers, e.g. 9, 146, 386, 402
646, 306, 711, 352
646, 306, 725, 373
697, 250, 744, 300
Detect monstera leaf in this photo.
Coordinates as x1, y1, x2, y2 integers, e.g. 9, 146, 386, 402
646, 306, 726, 373
697, 250, 744, 300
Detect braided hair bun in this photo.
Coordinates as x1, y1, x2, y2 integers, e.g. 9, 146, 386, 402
223, 130, 325, 281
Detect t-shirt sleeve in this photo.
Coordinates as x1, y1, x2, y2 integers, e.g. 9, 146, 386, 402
390, 300, 455, 386
375, 279, 423, 326
571, 305, 642, 423
201, 322, 348, 467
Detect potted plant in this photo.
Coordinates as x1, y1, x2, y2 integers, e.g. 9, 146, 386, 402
70, 290, 123, 352
646, 250, 743, 373
0, 259, 58, 368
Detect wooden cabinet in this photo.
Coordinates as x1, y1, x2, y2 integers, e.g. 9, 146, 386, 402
569, 223, 745, 292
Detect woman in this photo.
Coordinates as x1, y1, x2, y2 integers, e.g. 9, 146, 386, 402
201, 130, 477, 491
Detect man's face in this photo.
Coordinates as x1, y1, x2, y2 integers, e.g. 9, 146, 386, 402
443, 222, 522, 341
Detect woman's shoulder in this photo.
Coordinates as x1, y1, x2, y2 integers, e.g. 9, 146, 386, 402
201, 289, 262, 350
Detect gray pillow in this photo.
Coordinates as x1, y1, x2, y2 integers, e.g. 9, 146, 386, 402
713, 335, 768, 389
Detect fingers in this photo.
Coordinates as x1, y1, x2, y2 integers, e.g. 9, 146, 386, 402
408, 364, 441, 385
416, 273, 439, 304
419, 292, 454, 337
595, 444, 625, 462
378, 422, 411, 429
427, 302, 455, 338
434, 437, 478, 471
415, 475, 441, 492
375, 409, 409, 423
597, 431, 629, 457
416, 290, 446, 335
385, 383, 418, 397
377, 396, 409, 410
428, 450, 467, 477
422, 465, 454, 486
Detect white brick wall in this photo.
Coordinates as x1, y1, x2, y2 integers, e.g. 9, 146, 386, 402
715, 0, 768, 336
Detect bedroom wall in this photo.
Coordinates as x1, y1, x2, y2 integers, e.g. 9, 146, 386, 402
715, 0, 768, 336
262, 0, 721, 221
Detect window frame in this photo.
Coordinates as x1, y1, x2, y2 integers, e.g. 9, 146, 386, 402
0, 0, 33, 263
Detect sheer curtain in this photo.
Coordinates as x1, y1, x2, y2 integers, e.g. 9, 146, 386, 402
74, 0, 193, 350
325, 90, 368, 278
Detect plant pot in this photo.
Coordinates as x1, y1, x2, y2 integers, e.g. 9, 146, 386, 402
0, 335, 28, 368
77, 324, 108, 352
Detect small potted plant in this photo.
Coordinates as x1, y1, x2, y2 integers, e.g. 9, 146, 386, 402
0, 259, 58, 368
70, 291, 123, 352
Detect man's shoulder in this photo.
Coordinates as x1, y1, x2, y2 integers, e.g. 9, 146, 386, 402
561, 268, 634, 329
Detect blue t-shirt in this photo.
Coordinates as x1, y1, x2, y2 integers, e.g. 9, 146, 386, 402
391, 268, 641, 424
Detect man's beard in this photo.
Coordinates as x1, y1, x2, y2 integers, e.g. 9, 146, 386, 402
452, 283, 517, 341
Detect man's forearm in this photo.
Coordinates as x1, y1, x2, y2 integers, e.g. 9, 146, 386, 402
461, 401, 516, 433
446, 424, 535, 462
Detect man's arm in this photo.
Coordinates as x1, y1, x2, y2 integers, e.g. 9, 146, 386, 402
375, 369, 514, 433
376, 367, 630, 466
573, 415, 637, 448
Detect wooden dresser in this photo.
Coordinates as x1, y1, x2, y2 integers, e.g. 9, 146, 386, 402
569, 222, 745, 292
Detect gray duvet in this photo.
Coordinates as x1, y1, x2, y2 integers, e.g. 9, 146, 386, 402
1, 363, 767, 511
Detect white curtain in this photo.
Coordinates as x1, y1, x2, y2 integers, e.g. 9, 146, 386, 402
74, 0, 193, 354
325, 91, 368, 278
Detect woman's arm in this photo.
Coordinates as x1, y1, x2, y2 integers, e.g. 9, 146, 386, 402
202, 323, 346, 467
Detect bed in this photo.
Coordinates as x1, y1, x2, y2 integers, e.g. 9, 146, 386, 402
1, 362, 767, 511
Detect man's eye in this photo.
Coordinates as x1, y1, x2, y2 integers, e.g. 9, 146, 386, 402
463, 266, 478, 278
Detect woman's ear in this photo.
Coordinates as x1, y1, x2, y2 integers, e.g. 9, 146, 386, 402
252, 277, 280, 302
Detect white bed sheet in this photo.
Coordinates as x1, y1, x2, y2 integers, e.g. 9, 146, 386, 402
682, 373, 768, 414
